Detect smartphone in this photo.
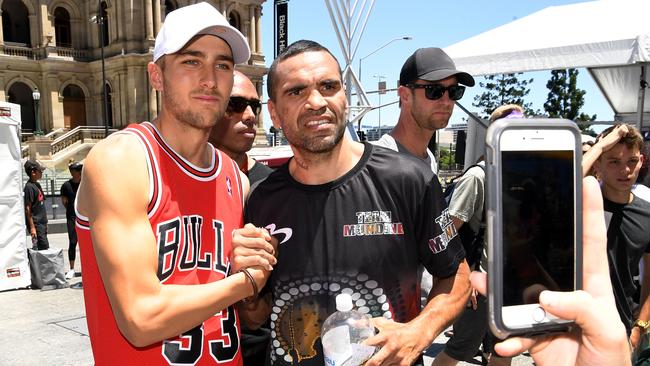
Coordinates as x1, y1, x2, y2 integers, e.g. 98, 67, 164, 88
485, 119, 582, 338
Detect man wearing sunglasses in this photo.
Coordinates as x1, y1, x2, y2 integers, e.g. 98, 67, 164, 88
376, 47, 475, 174
375, 47, 475, 361
210, 70, 273, 186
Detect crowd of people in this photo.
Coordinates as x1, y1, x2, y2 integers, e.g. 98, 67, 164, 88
24, 2, 646, 365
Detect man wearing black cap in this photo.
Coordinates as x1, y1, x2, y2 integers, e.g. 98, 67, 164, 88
60, 161, 82, 279
375, 47, 475, 350
376, 47, 475, 174
23, 160, 49, 250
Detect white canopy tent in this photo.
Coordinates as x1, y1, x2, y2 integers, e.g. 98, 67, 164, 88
444, 0, 650, 129
0, 102, 31, 291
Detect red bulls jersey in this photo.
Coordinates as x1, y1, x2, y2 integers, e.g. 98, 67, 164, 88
76, 122, 244, 365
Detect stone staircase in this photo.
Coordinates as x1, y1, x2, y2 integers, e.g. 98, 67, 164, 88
22, 126, 117, 171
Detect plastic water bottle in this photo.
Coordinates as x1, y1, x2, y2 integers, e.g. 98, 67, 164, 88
321, 293, 376, 366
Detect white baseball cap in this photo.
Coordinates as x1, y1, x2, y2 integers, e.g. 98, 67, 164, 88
153, 2, 251, 64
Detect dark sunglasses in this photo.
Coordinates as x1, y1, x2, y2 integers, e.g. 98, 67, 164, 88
227, 96, 262, 116
407, 83, 466, 101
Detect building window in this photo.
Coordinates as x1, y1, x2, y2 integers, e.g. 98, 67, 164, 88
54, 7, 72, 48
2, 0, 31, 45
228, 11, 241, 31
8, 82, 36, 132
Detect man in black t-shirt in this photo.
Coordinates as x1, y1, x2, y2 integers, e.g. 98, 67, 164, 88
24, 160, 49, 250
61, 161, 82, 279
589, 124, 650, 351
232, 40, 470, 366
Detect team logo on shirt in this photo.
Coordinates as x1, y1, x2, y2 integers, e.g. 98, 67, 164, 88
226, 176, 232, 197
429, 208, 457, 254
266, 223, 293, 244
342, 210, 404, 237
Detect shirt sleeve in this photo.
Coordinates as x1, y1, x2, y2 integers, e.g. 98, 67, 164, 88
417, 177, 465, 278
448, 171, 482, 223
24, 184, 36, 206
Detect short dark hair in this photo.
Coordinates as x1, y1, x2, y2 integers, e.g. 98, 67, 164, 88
597, 123, 644, 152
266, 40, 341, 101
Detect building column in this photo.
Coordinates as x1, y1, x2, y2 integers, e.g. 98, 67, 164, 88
219, 0, 227, 16
253, 80, 268, 147
255, 6, 262, 53
0, 10, 5, 45
152, 0, 161, 35
145, 0, 154, 39
47, 76, 64, 131
29, 14, 39, 47
248, 5, 256, 56
0, 75, 6, 102
71, 19, 83, 48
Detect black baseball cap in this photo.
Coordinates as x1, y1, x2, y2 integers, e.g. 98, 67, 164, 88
24, 160, 45, 174
69, 161, 83, 171
399, 47, 475, 87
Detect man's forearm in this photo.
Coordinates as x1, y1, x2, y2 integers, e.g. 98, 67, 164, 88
237, 292, 272, 329
638, 274, 650, 323
412, 260, 471, 341
25, 207, 35, 231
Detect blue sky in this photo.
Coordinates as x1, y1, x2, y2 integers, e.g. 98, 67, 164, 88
258, 0, 611, 132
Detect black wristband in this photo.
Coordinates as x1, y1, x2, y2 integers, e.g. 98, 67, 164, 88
237, 268, 258, 303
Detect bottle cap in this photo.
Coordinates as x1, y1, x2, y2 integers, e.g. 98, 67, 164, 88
335, 293, 353, 312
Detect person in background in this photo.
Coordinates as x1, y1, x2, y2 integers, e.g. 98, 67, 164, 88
632, 140, 650, 202
209, 70, 273, 365
24, 160, 49, 250
234, 39, 470, 366
432, 105, 522, 366
374, 46, 475, 317
583, 124, 650, 350
61, 161, 82, 279
210, 70, 273, 186
375, 47, 475, 174
470, 176, 631, 366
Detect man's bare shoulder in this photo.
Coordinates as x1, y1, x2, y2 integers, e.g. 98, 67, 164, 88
83, 133, 147, 181
78, 132, 149, 215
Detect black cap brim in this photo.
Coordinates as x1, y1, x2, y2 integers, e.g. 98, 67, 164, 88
419, 69, 475, 87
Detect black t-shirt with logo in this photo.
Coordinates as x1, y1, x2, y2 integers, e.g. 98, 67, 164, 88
24, 180, 47, 224
245, 143, 465, 366
60, 179, 80, 219
604, 195, 650, 332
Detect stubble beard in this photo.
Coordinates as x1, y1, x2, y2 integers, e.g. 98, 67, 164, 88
284, 116, 346, 155
163, 83, 225, 130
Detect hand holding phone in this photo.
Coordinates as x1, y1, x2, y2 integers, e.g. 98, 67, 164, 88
485, 119, 583, 338
470, 177, 630, 366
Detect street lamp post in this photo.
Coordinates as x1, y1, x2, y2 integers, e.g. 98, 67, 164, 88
92, 1, 110, 137
32, 88, 41, 136
358, 36, 412, 83
374, 74, 386, 138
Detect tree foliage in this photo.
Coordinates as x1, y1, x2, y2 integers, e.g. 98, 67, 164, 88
544, 68, 597, 134
472, 73, 537, 118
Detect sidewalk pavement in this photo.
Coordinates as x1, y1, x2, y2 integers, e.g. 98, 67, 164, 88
0, 232, 532, 365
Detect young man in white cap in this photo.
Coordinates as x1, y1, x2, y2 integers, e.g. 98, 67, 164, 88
75, 3, 276, 364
